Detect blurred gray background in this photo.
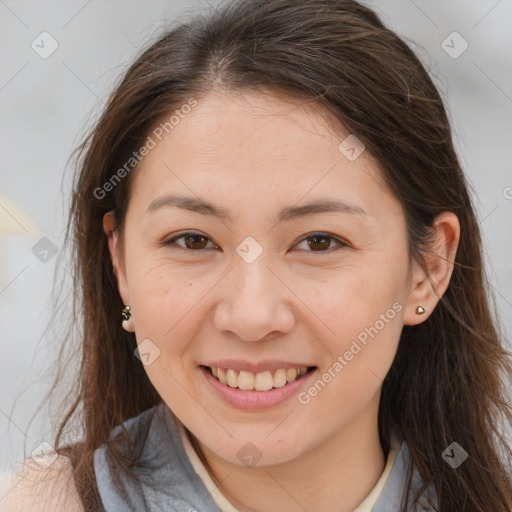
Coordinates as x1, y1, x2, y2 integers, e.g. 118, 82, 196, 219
1, 0, 511, 478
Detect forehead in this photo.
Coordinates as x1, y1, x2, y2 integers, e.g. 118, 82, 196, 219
129, 89, 396, 220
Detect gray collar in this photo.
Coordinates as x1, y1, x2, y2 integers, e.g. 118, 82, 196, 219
94, 402, 437, 511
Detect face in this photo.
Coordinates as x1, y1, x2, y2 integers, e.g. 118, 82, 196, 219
108, 89, 417, 467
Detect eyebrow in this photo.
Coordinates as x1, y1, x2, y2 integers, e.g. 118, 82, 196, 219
146, 194, 369, 222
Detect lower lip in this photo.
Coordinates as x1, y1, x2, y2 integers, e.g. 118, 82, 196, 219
200, 365, 317, 411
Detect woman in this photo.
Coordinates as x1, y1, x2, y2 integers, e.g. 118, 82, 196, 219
2, 0, 511, 510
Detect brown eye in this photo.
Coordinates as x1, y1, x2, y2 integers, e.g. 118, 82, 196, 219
296, 233, 347, 253
164, 231, 216, 251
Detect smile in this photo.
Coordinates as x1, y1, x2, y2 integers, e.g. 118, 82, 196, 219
199, 363, 318, 410
206, 365, 315, 391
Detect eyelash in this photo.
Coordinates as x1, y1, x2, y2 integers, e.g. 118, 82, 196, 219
162, 231, 350, 254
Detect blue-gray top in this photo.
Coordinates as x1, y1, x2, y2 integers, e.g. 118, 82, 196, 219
93, 402, 437, 511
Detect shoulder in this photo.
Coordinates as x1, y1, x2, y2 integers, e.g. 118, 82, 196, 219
0, 453, 84, 512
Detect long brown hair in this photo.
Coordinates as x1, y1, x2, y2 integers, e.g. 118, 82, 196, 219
48, 0, 512, 509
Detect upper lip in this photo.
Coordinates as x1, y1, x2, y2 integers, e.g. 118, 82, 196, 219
203, 359, 316, 373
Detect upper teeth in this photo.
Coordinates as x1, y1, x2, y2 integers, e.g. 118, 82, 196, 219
210, 367, 309, 391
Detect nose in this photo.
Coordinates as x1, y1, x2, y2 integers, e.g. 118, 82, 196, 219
213, 256, 296, 342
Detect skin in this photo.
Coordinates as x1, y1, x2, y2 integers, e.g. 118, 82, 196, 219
104, 89, 460, 512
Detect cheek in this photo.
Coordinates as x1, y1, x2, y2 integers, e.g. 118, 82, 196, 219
304, 256, 407, 395
125, 262, 210, 409
298, 303, 403, 429
308, 262, 404, 339
319, 290, 403, 386
144, 273, 197, 312
127, 257, 217, 353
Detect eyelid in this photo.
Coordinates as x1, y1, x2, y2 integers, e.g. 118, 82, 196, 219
162, 230, 351, 253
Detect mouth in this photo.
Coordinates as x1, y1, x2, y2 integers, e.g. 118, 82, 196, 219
200, 364, 317, 391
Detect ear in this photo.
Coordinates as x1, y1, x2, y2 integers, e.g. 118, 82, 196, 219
403, 212, 460, 326
103, 212, 130, 307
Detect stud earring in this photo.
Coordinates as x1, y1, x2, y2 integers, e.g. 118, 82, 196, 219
121, 305, 135, 332
415, 306, 425, 315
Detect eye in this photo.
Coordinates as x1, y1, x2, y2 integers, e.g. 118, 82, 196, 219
295, 232, 349, 253
163, 231, 218, 251
162, 231, 348, 253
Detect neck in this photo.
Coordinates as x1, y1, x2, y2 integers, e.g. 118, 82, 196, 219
191, 392, 387, 512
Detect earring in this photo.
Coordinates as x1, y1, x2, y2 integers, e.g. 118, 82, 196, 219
415, 306, 425, 315
121, 305, 135, 332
